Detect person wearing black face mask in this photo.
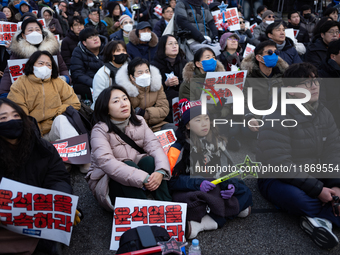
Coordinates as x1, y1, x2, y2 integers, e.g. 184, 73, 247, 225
0, 98, 73, 254
300, 5, 319, 39
92, 40, 129, 108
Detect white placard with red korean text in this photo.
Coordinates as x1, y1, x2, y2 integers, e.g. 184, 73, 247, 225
154, 4, 162, 19
172, 97, 180, 126
202, 70, 247, 104
243, 43, 255, 58
17, 19, 46, 31
8, 56, 58, 83
212, 7, 240, 31
110, 198, 187, 250
0, 178, 78, 245
154, 129, 177, 155
249, 23, 257, 34
285, 28, 295, 42
0, 22, 18, 46
52, 133, 91, 164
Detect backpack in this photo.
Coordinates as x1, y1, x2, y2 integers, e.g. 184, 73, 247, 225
116, 226, 171, 254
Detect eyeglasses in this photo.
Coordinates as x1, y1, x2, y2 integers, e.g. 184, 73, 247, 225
239, 21, 245, 24
299, 78, 320, 88
227, 38, 239, 42
327, 30, 340, 35
267, 15, 275, 18
263, 49, 279, 55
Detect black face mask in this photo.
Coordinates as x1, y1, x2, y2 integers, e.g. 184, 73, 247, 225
0, 119, 23, 140
113, 53, 129, 64
304, 13, 311, 19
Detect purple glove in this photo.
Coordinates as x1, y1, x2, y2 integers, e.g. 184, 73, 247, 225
200, 180, 216, 193
220, 184, 235, 199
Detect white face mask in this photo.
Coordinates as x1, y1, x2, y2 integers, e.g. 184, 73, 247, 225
265, 20, 274, 25
33, 66, 52, 80
25, 31, 43, 45
135, 73, 150, 87
88, 2, 94, 7
123, 23, 133, 32
140, 32, 152, 42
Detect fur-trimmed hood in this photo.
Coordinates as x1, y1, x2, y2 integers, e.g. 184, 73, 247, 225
115, 63, 162, 97
240, 53, 289, 76
10, 28, 59, 58
182, 60, 225, 83
128, 29, 158, 48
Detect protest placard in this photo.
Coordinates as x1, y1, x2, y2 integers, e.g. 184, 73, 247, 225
110, 198, 187, 250
285, 28, 295, 42
0, 178, 78, 245
249, 23, 257, 34
243, 43, 255, 58
52, 134, 91, 165
0, 22, 18, 46
202, 70, 247, 104
154, 129, 177, 154
212, 7, 240, 31
172, 97, 180, 126
8, 56, 58, 83
17, 19, 46, 31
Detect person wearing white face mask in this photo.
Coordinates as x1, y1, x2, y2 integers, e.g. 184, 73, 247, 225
126, 21, 158, 62
7, 51, 81, 141
0, 18, 71, 97
110, 14, 133, 44
253, 10, 275, 46
115, 57, 171, 132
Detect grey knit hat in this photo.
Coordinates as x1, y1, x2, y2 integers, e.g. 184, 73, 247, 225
262, 10, 274, 19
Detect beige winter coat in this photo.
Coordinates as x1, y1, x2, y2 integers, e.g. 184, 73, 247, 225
115, 63, 169, 131
85, 116, 171, 211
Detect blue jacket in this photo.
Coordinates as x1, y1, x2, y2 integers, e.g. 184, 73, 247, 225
110, 29, 124, 41
277, 37, 302, 65
126, 29, 158, 62
17, 0, 32, 15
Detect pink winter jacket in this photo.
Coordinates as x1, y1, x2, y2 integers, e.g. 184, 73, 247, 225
85, 116, 171, 211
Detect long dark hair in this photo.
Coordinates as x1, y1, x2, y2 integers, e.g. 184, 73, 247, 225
24, 50, 59, 79
172, 114, 226, 177
0, 98, 35, 180
156, 34, 185, 60
93, 85, 142, 133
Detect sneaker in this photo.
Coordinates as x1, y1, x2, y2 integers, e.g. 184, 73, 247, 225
237, 206, 251, 218
300, 216, 339, 249
227, 136, 241, 152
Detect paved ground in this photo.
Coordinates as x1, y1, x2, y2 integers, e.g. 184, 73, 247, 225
34, 137, 340, 255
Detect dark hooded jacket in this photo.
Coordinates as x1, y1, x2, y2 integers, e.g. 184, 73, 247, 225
126, 29, 158, 62
304, 38, 328, 69
300, 13, 318, 39
256, 99, 340, 198
276, 37, 302, 65
318, 59, 340, 128
61, 30, 79, 69
70, 35, 107, 89
153, 18, 167, 38
240, 52, 289, 120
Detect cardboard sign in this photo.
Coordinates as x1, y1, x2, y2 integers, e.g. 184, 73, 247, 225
202, 70, 247, 104
0, 22, 18, 46
32, 10, 38, 16
249, 23, 257, 34
0, 178, 78, 245
8, 56, 58, 83
110, 198, 187, 250
154, 129, 177, 154
243, 43, 255, 58
52, 134, 91, 165
172, 97, 180, 126
212, 7, 240, 31
285, 28, 295, 42
54, 34, 60, 41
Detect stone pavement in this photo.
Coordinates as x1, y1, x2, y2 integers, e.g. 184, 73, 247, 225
34, 137, 340, 255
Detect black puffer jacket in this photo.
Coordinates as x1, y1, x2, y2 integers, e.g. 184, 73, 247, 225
256, 100, 340, 198
319, 59, 340, 128
70, 35, 107, 89
0, 118, 72, 194
304, 38, 328, 69
61, 30, 79, 69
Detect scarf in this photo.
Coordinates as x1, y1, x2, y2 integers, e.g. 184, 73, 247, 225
276, 40, 286, 51
224, 51, 241, 67
166, 56, 176, 66
90, 19, 99, 26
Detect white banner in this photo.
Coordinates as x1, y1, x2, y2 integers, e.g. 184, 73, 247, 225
110, 198, 187, 250
212, 7, 240, 31
0, 178, 78, 246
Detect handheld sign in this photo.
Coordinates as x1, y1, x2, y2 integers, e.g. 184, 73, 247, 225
0, 178, 78, 245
